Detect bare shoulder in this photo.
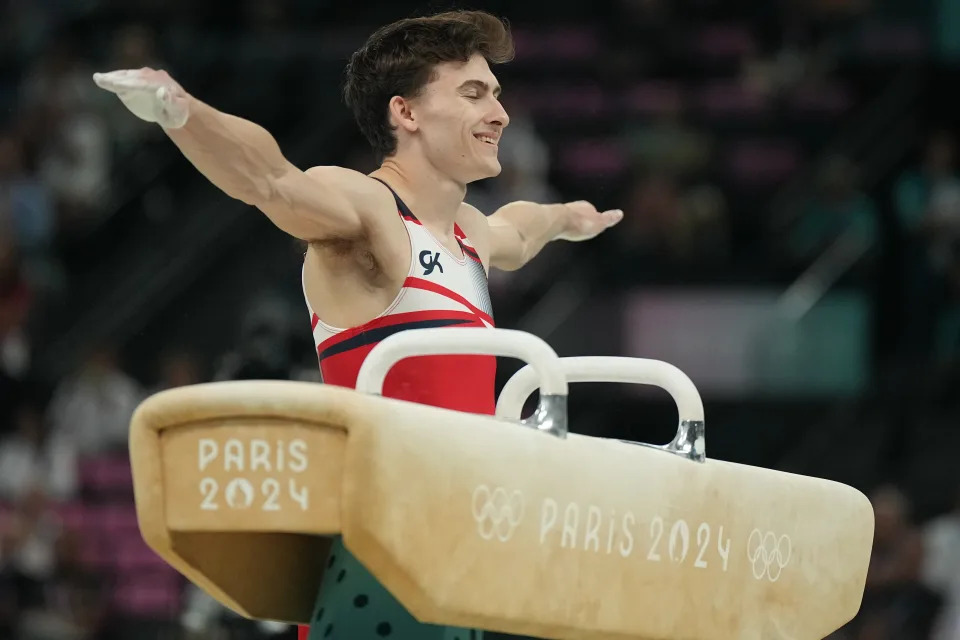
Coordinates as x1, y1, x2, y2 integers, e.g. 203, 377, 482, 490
456, 201, 490, 241
304, 165, 406, 246
303, 166, 408, 276
456, 201, 492, 264
304, 165, 395, 214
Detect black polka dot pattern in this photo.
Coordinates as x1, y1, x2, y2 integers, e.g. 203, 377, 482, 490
309, 541, 488, 640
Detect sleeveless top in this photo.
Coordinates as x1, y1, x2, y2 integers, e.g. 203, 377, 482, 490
302, 178, 497, 415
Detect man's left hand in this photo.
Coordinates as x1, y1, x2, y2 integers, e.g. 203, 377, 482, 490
556, 201, 623, 242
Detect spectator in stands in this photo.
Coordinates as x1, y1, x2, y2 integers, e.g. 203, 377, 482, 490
935, 0, 960, 62
19, 37, 110, 234
0, 487, 62, 617
0, 230, 29, 435
677, 182, 730, 265
853, 485, 941, 640
0, 571, 13, 640
466, 103, 563, 298
0, 396, 77, 503
896, 132, 960, 269
894, 131, 960, 360
0, 126, 58, 295
181, 583, 291, 639
609, 0, 679, 75
467, 103, 556, 213
215, 295, 296, 382
0, 233, 31, 380
620, 169, 682, 264
46, 347, 143, 456
242, 0, 292, 33
923, 485, 960, 640
102, 25, 167, 157
786, 155, 877, 269
617, 169, 728, 270
151, 348, 201, 394
622, 106, 713, 179
16, 529, 108, 640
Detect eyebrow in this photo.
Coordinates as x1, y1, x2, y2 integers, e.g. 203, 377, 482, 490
457, 79, 501, 98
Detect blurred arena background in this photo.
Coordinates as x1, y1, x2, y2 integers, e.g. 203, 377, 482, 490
1, 0, 959, 638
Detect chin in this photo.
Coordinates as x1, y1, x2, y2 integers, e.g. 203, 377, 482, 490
479, 158, 502, 179
456, 156, 502, 184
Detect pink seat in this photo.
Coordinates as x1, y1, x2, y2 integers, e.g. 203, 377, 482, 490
79, 455, 133, 494
693, 24, 755, 58
859, 23, 926, 57
114, 537, 172, 574
513, 27, 599, 61
0, 502, 13, 532
559, 139, 627, 177
727, 141, 800, 186
503, 87, 536, 112
698, 81, 769, 118
78, 458, 105, 493
100, 458, 133, 489
53, 501, 91, 532
623, 82, 684, 116
91, 503, 141, 539
112, 574, 182, 618
543, 27, 600, 60
789, 83, 854, 117
525, 84, 610, 119
78, 534, 111, 569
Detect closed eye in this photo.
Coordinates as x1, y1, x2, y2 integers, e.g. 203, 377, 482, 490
457, 79, 500, 101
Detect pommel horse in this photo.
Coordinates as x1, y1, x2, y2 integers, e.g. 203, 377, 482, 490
128, 328, 874, 639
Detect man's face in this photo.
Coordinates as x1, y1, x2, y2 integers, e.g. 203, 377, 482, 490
409, 54, 510, 183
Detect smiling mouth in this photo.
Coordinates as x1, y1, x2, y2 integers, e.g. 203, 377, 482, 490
474, 133, 498, 147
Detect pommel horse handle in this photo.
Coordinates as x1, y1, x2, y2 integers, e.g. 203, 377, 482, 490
497, 356, 707, 462
356, 327, 570, 437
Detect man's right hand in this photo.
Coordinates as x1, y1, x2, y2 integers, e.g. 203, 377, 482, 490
90, 68, 393, 250
93, 68, 190, 129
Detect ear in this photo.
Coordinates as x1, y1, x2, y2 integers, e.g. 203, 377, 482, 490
387, 95, 418, 134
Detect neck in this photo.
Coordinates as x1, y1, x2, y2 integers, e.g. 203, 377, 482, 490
373, 152, 466, 235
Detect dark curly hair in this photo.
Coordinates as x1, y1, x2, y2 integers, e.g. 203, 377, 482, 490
343, 10, 514, 158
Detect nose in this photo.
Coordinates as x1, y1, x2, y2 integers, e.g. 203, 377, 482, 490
487, 99, 509, 129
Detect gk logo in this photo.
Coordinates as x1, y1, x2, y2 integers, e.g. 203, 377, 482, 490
419, 250, 443, 276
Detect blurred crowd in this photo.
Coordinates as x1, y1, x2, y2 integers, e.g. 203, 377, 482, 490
1, 0, 960, 639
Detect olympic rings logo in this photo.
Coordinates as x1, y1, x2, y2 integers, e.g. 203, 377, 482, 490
471, 485, 524, 542
746, 529, 792, 582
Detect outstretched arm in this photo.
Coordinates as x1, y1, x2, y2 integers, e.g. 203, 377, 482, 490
485, 200, 623, 271
93, 68, 371, 242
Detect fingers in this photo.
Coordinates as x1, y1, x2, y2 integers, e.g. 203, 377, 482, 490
93, 70, 138, 88
92, 69, 156, 93
92, 72, 138, 93
602, 209, 624, 227
92, 72, 115, 91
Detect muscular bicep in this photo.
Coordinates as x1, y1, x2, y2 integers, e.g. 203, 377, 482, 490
487, 216, 527, 271
256, 165, 378, 241
456, 203, 526, 272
